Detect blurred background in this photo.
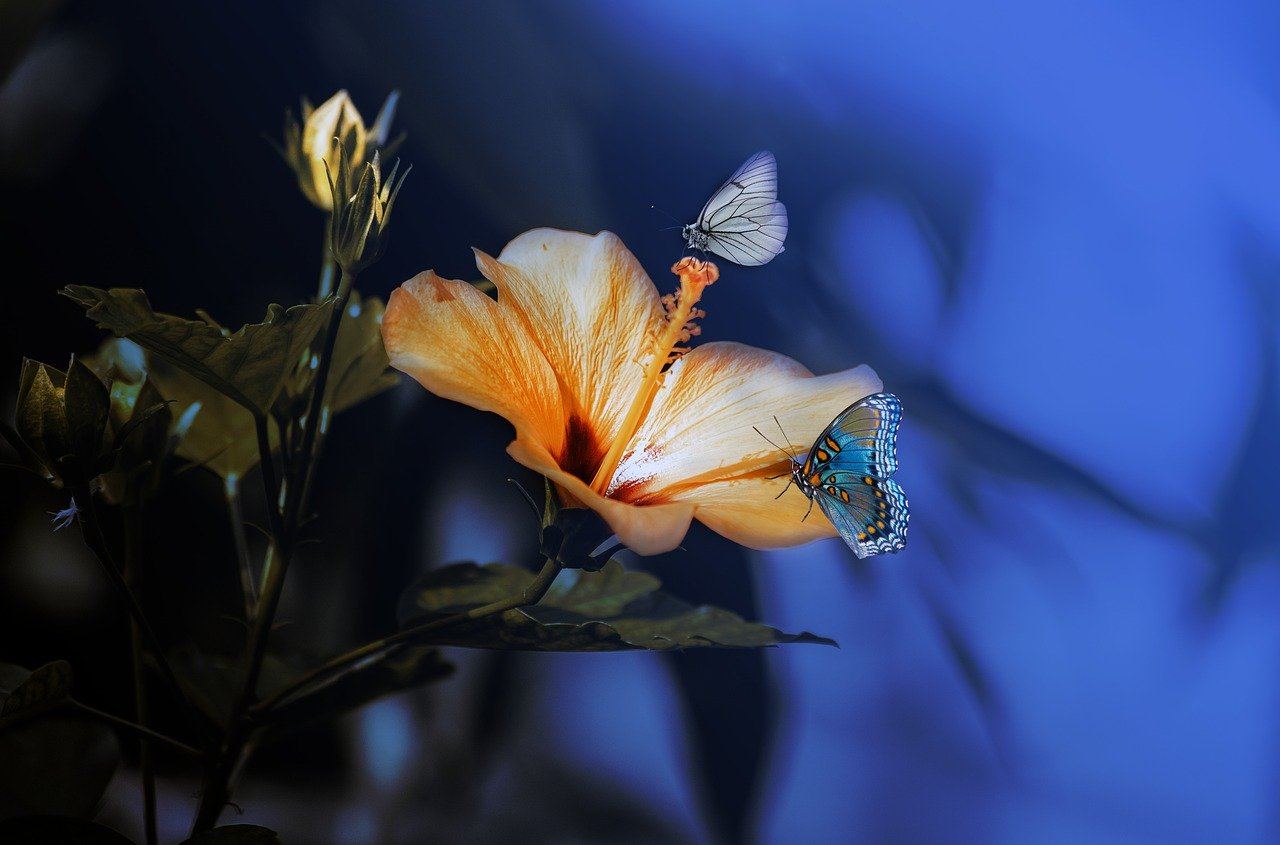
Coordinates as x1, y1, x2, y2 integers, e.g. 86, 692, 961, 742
3, 0, 1280, 842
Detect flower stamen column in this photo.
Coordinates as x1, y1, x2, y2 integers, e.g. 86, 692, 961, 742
590, 257, 718, 494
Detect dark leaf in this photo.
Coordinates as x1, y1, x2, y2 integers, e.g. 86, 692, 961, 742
89, 340, 182, 503
14, 359, 67, 471
546, 507, 615, 570
62, 286, 328, 414
149, 359, 265, 481
88, 335, 265, 482
63, 357, 110, 463
0, 660, 72, 719
0, 816, 135, 844
540, 475, 559, 528
327, 291, 399, 412
115, 387, 171, 458
281, 290, 397, 418
397, 561, 837, 652
167, 646, 292, 730
180, 825, 281, 844
0, 663, 119, 821
262, 644, 452, 727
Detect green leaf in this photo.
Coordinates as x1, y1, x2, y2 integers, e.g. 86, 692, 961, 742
87, 335, 263, 482
167, 646, 292, 730
397, 561, 837, 652
279, 290, 397, 420
88, 340, 182, 503
149, 359, 265, 481
0, 817, 135, 843
540, 476, 559, 529
262, 644, 452, 727
326, 291, 399, 413
63, 357, 110, 464
181, 825, 281, 844
15, 359, 67, 471
0, 662, 120, 821
114, 382, 172, 460
62, 286, 328, 414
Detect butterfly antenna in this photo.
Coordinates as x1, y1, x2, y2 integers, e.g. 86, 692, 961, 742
754, 425, 798, 499
650, 204, 681, 224
772, 415, 797, 461
752, 424, 789, 457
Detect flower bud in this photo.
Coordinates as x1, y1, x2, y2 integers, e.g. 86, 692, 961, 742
279, 90, 400, 212
12, 357, 110, 487
327, 148, 410, 275
88, 340, 176, 505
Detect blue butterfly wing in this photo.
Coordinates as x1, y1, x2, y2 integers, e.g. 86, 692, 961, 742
805, 393, 909, 558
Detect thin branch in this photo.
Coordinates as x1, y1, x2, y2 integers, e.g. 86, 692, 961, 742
252, 413, 285, 543
74, 489, 203, 736
254, 555, 564, 717
70, 701, 202, 758
224, 476, 257, 623
193, 278, 354, 834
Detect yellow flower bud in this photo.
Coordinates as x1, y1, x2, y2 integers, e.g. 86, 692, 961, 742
301, 90, 367, 210
277, 89, 399, 212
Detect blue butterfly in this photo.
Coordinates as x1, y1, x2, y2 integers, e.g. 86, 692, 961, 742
784, 392, 909, 558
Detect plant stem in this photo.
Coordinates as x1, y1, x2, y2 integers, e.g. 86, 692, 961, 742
74, 488, 200, 735
224, 476, 256, 623
254, 556, 565, 717
69, 701, 202, 758
122, 504, 158, 845
289, 274, 352, 522
252, 413, 285, 542
316, 233, 336, 299
192, 269, 357, 833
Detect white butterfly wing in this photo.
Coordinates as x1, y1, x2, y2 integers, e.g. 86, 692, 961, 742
694, 151, 788, 267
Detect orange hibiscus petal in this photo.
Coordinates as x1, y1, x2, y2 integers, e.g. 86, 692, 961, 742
474, 229, 665, 475
608, 341, 882, 547
382, 271, 565, 454
682, 475, 839, 549
507, 437, 695, 557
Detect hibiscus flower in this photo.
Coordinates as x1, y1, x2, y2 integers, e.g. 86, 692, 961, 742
382, 229, 881, 555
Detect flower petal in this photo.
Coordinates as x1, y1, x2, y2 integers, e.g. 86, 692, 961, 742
382, 271, 565, 453
683, 474, 840, 549
303, 90, 366, 210
474, 229, 665, 479
609, 341, 882, 545
508, 437, 695, 557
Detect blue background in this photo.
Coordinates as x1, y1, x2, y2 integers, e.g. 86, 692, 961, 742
3, 1, 1279, 842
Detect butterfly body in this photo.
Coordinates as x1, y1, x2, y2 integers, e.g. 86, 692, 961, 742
684, 151, 788, 266
681, 224, 710, 252
790, 392, 909, 558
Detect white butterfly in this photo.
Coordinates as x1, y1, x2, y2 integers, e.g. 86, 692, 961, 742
682, 151, 788, 267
